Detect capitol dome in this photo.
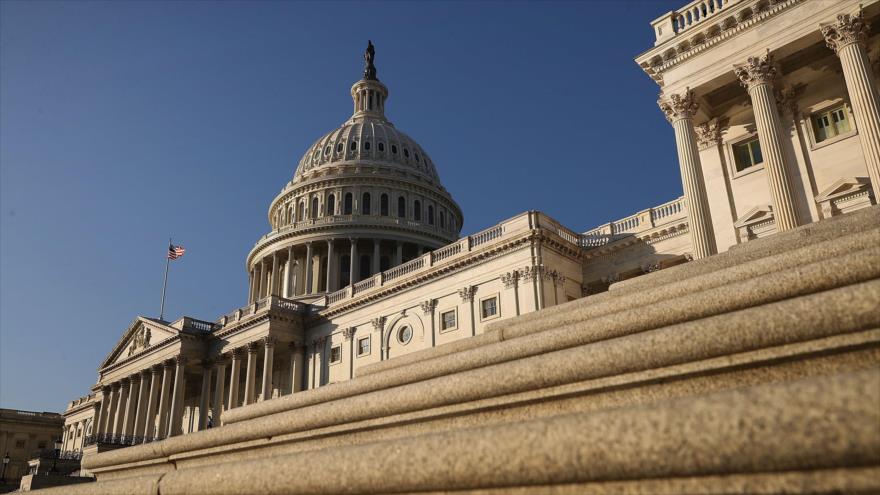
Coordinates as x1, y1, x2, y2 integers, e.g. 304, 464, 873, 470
246, 42, 463, 303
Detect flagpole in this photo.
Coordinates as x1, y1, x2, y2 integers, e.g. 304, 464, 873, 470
160, 237, 171, 321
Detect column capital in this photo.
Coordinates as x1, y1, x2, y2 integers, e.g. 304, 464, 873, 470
200, 358, 215, 370
230, 347, 243, 359
821, 9, 869, 54
734, 51, 778, 89
342, 327, 357, 340
174, 355, 187, 366
419, 299, 437, 315
500, 271, 518, 289
657, 89, 699, 122
289, 341, 306, 352
247, 341, 259, 354
262, 336, 276, 348
349, 237, 358, 244
458, 285, 477, 302
694, 118, 728, 148
150, 364, 163, 375
371, 316, 386, 331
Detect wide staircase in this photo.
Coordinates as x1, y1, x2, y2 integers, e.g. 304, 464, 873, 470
44, 206, 880, 494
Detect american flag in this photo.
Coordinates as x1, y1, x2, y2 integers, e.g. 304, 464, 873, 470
167, 244, 186, 260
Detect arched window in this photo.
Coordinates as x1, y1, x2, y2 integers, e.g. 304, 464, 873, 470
403, 148, 410, 158
428, 205, 435, 225
378, 142, 385, 152
380, 194, 389, 216
362, 193, 371, 215
310, 197, 319, 219
297, 201, 305, 221
336, 142, 343, 153
391, 145, 398, 154
440, 211, 446, 229
327, 194, 335, 216
364, 141, 371, 150
350, 141, 357, 151
397, 196, 406, 218
414, 200, 421, 221
344, 193, 353, 215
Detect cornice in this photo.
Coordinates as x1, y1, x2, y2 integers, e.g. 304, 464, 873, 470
639, 0, 805, 86
315, 229, 541, 319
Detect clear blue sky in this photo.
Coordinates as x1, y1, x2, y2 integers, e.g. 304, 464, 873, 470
1, 0, 682, 412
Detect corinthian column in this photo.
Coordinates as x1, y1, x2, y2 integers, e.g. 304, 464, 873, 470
734, 52, 800, 232
822, 10, 880, 200
658, 89, 717, 259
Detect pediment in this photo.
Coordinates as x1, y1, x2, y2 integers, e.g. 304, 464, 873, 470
734, 205, 774, 228
814, 177, 870, 202
100, 317, 179, 369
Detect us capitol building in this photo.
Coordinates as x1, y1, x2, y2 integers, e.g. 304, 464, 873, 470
55, 1, 878, 489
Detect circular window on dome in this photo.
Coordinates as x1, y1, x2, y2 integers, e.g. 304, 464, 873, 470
391, 145, 398, 154
378, 142, 385, 152
403, 148, 410, 158
397, 326, 412, 345
336, 143, 343, 153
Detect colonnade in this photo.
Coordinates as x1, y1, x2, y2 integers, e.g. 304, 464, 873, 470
658, 9, 880, 258
60, 418, 90, 453
87, 339, 309, 447
248, 238, 429, 303
91, 356, 192, 445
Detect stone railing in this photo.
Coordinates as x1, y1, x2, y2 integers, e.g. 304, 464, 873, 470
320, 211, 585, 309
581, 196, 687, 248
257, 214, 457, 245
651, 0, 739, 44
217, 295, 308, 326
180, 317, 218, 333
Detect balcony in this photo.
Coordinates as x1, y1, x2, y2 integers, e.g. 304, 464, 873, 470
581, 196, 687, 248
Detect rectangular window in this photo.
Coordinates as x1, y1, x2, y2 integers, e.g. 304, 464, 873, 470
480, 297, 498, 320
357, 336, 371, 356
812, 105, 851, 143
329, 345, 342, 364
732, 138, 763, 172
440, 309, 457, 331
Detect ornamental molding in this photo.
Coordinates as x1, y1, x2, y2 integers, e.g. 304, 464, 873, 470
657, 89, 699, 122
639, 0, 804, 86
734, 51, 778, 89
821, 9, 869, 54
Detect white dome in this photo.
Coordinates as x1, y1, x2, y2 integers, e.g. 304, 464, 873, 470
294, 117, 441, 185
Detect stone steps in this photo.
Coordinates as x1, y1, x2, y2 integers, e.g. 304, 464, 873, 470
45, 210, 880, 494
356, 205, 880, 378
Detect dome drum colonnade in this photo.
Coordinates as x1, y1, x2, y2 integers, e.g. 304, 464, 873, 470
247, 45, 463, 303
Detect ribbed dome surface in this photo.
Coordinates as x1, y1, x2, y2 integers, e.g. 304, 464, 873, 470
294, 117, 440, 184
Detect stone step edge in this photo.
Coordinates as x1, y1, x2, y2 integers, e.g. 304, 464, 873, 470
220, 245, 880, 426
358, 226, 880, 378
83, 278, 880, 470
610, 204, 880, 294
68, 369, 880, 495
153, 329, 878, 475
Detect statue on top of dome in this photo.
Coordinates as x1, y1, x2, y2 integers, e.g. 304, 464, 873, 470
363, 40, 377, 80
